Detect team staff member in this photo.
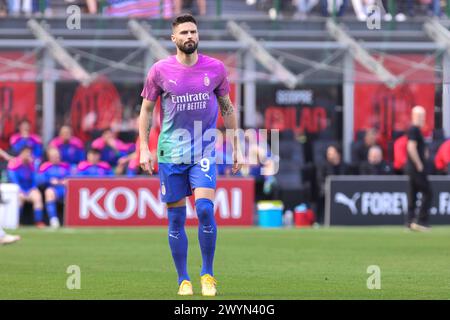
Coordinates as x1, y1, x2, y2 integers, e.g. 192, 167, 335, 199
406, 106, 432, 231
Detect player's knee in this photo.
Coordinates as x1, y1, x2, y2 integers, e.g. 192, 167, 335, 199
195, 198, 214, 225
168, 206, 186, 231
45, 188, 55, 201
167, 198, 186, 208
31, 190, 43, 206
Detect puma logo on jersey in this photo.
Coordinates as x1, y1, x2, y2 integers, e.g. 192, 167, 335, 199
169, 79, 177, 86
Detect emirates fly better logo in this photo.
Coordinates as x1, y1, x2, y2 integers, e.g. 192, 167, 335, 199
172, 92, 210, 112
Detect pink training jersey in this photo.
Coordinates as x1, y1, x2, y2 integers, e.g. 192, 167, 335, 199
141, 54, 229, 164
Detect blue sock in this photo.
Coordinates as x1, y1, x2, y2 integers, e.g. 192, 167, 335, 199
167, 206, 189, 285
46, 201, 58, 219
195, 198, 216, 277
34, 208, 43, 223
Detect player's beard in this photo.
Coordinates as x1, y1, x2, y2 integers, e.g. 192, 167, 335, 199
178, 40, 198, 55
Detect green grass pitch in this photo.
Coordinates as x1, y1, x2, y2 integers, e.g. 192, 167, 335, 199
0, 226, 449, 299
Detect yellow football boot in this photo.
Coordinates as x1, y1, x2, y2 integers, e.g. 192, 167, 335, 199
200, 274, 217, 297
177, 280, 193, 296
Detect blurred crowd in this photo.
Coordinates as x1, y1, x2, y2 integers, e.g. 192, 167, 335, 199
0, 0, 447, 19
0, 0, 205, 17
255, 0, 445, 20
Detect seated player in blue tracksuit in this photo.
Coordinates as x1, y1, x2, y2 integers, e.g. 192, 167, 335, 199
114, 150, 140, 177
37, 146, 71, 228
126, 155, 139, 176
76, 148, 114, 176
49, 125, 86, 170
90, 128, 135, 167
9, 119, 43, 162
7, 147, 45, 228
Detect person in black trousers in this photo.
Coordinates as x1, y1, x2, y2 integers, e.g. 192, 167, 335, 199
406, 106, 432, 231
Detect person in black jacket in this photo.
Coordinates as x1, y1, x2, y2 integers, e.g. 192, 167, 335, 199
316, 144, 350, 223
352, 128, 379, 164
359, 145, 392, 175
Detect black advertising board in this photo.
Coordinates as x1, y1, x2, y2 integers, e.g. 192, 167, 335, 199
325, 176, 450, 226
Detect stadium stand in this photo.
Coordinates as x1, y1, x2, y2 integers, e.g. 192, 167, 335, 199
2, 0, 450, 227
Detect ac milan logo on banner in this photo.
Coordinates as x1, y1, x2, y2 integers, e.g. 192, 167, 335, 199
70, 75, 123, 142
354, 54, 435, 150
0, 51, 37, 149
371, 84, 415, 139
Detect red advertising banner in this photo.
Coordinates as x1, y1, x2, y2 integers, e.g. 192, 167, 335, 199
354, 54, 435, 147
65, 177, 254, 226
0, 51, 37, 149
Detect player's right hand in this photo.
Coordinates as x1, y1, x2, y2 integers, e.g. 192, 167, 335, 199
417, 162, 424, 173
139, 147, 155, 175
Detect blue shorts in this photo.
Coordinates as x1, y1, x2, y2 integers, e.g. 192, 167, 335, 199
158, 158, 216, 203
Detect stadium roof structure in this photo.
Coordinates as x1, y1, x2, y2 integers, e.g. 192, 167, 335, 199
1, 15, 450, 157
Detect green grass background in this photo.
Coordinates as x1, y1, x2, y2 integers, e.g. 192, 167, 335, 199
1, 226, 449, 300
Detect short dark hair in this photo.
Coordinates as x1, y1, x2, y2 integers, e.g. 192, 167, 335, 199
326, 144, 341, 155
18, 119, 31, 129
172, 14, 197, 29
18, 146, 32, 154
88, 148, 101, 155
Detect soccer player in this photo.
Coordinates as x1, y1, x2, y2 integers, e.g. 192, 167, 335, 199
91, 128, 135, 167
0, 227, 20, 245
139, 14, 242, 296
0, 148, 20, 245
37, 147, 71, 228
76, 148, 114, 177
49, 126, 86, 168
7, 147, 45, 228
9, 119, 43, 162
